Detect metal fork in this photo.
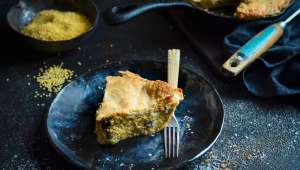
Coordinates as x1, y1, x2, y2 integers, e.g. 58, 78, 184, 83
164, 49, 180, 158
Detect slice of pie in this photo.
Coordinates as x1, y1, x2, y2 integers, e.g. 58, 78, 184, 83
95, 71, 184, 144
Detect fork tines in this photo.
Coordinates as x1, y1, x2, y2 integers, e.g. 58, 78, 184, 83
164, 126, 180, 158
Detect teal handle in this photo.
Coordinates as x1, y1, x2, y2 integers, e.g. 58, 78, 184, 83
237, 24, 281, 59
223, 23, 283, 76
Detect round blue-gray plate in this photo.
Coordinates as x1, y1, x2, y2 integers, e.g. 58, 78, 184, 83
46, 60, 224, 169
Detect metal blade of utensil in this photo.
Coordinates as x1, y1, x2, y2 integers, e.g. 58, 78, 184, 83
223, 8, 300, 76
282, 8, 300, 26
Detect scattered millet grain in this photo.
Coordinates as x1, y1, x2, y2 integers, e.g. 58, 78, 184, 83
35, 63, 74, 94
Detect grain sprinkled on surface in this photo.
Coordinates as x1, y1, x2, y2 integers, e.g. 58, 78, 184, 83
35, 63, 74, 94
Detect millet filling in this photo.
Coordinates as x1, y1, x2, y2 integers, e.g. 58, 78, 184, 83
96, 109, 173, 144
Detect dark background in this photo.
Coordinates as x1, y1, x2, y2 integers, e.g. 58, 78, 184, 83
0, 0, 299, 169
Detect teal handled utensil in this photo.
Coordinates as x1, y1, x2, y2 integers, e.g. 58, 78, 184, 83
223, 8, 300, 76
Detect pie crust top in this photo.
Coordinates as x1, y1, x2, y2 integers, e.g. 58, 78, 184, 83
96, 71, 183, 121
236, 0, 292, 19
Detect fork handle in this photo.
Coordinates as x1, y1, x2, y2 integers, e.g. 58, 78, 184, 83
168, 49, 180, 88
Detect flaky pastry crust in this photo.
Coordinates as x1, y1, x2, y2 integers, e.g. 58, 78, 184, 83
235, 0, 292, 20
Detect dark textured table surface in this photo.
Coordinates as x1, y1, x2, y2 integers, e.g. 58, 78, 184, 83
1, 0, 300, 169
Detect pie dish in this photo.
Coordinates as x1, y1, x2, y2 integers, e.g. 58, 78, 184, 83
192, 0, 293, 19
95, 71, 184, 144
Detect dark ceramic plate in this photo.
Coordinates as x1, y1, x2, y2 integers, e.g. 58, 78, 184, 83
46, 60, 224, 169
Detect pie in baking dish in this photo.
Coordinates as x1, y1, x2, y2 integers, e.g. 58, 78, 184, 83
235, 0, 292, 20
95, 71, 184, 144
192, 0, 292, 20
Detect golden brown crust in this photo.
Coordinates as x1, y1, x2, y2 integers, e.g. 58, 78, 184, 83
96, 71, 183, 120
235, 0, 292, 20
145, 80, 183, 100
